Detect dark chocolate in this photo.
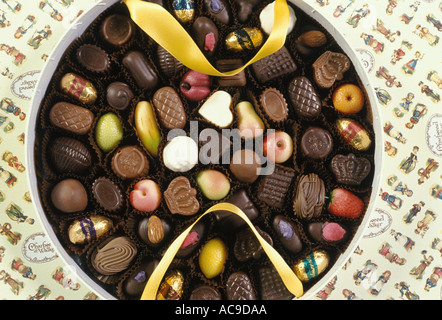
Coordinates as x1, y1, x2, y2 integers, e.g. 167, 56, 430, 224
216, 59, 246, 86
92, 177, 123, 212
122, 51, 159, 91
204, 0, 230, 25
49, 136, 92, 174
191, 17, 219, 56
307, 222, 347, 243
123, 258, 159, 298
76, 44, 110, 73
234, 0, 260, 22
156, 45, 184, 78
226, 272, 256, 300
272, 215, 302, 254
300, 127, 333, 160
106, 82, 134, 110
257, 165, 295, 208
176, 219, 206, 258
288, 76, 322, 118
252, 46, 297, 83
101, 14, 135, 46
331, 154, 371, 185
190, 285, 222, 300
137, 215, 171, 247
234, 226, 273, 262
259, 266, 294, 300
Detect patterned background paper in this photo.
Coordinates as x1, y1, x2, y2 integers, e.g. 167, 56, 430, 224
0, 0, 440, 300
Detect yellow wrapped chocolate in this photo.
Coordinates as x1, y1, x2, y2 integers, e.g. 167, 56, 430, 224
225, 28, 264, 52
68, 215, 113, 245
157, 270, 184, 300
293, 250, 329, 282
60, 73, 97, 104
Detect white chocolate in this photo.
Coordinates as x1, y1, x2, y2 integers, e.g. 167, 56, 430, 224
163, 136, 199, 172
198, 90, 233, 128
259, 1, 296, 35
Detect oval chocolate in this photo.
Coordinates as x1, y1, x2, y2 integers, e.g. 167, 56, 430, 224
49, 136, 92, 174
152, 87, 187, 129
259, 88, 288, 122
123, 258, 159, 298
137, 215, 171, 247
176, 219, 206, 258
204, 0, 230, 24
272, 215, 302, 254
191, 17, 219, 56
49, 102, 94, 135
76, 44, 110, 73
122, 51, 159, 91
92, 177, 123, 212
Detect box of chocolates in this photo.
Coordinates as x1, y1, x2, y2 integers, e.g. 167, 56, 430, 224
26, 0, 382, 300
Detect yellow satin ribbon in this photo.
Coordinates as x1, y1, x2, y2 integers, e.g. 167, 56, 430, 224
140, 202, 304, 300
123, 0, 290, 76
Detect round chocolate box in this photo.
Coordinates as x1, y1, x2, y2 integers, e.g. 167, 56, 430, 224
27, 0, 382, 300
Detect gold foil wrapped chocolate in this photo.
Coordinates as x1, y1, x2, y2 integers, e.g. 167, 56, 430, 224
226, 27, 263, 52
293, 250, 329, 282
336, 118, 372, 151
157, 270, 184, 300
172, 0, 194, 23
68, 215, 113, 245
60, 73, 97, 104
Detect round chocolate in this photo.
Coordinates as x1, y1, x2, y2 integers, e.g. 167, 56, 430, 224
92, 177, 123, 212
272, 215, 302, 254
51, 179, 88, 213
101, 14, 134, 46
300, 127, 333, 159
137, 215, 171, 246
76, 44, 110, 73
123, 258, 159, 298
49, 136, 92, 174
190, 285, 222, 300
106, 82, 134, 110
229, 149, 261, 183
111, 146, 149, 179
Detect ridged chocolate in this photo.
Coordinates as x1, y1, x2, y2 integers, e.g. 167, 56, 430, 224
49, 136, 92, 174
92, 177, 123, 212
216, 59, 246, 86
226, 272, 256, 300
288, 76, 322, 118
331, 153, 371, 185
293, 173, 325, 219
152, 86, 187, 130
157, 45, 184, 77
49, 102, 94, 135
257, 165, 295, 208
312, 51, 350, 89
259, 266, 294, 300
251, 46, 297, 83
233, 226, 272, 262
259, 88, 288, 123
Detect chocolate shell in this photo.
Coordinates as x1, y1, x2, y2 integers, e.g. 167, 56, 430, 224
331, 153, 371, 185
288, 76, 322, 118
293, 173, 325, 219
48, 136, 92, 174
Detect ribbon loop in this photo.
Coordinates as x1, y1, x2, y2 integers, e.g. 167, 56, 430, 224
140, 202, 304, 300
123, 0, 290, 76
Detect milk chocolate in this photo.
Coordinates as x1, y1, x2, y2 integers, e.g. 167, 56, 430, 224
49, 102, 94, 135
272, 215, 302, 254
122, 51, 158, 91
191, 17, 219, 56
164, 176, 200, 216
288, 76, 322, 118
76, 44, 110, 73
293, 173, 325, 219
51, 178, 88, 213
106, 82, 134, 110
259, 88, 288, 123
252, 46, 297, 83
49, 136, 92, 174
152, 87, 187, 130
226, 272, 256, 300
92, 177, 123, 212
111, 146, 149, 180
229, 149, 261, 183
216, 59, 246, 86
300, 127, 333, 160
101, 14, 135, 46
313, 51, 350, 89
257, 165, 295, 208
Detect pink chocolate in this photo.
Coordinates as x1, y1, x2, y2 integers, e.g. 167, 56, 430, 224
322, 222, 346, 241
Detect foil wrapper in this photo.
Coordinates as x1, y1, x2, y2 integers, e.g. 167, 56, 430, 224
172, 0, 195, 23
293, 250, 329, 282
336, 118, 372, 151
60, 73, 97, 104
225, 28, 263, 52
157, 270, 184, 300
68, 215, 113, 245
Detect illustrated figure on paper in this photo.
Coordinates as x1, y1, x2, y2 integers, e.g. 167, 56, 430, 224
0, 222, 21, 245
0, 98, 25, 120
391, 40, 412, 65
55, 0, 74, 6
10, 257, 36, 280
401, 51, 424, 76
394, 281, 419, 300
374, 87, 391, 106
430, 184, 442, 200
418, 82, 440, 103
333, 0, 355, 18
0, 269, 23, 295
417, 158, 439, 185
399, 146, 419, 174
390, 229, 415, 251
379, 188, 403, 210
28, 285, 51, 300
372, 19, 400, 42
402, 201, 425, 225
1, 65, 13, 79
386, 0, 397, 15
378, 242, 406, 265
27, 24, 52, 50
369, 270, 391, 296
347, 3, 370, 28
393, 92, 414, 118
342, 289, 362, 300
410, 251, 433, 280
376, 66, 402, 87
14, 15, 37, 39
400, 1, 420, 25
426, 13, 442, 32
51, 266, 81, 291
2, 151, 25, 172
360, 33, 384, 54
353, 260, 377, 285
315, 276, 337, 300
0, 43, 26, 66
427, 70, 442, 89
5, 202, 34, 225
431, 238, 442, 257
0, 166, 17, 188
424, 266, 442, 292
39, 0, 63, 21
1, 0, 22, 13
387, 175, 413, 197
414, 24, 440, 47
384, 140, 397, 157
405, 103, 427, 129
315, 0, 329, 7
384, 121, 406, 144
0, 9, 11, 28
415, 209, 437, 237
